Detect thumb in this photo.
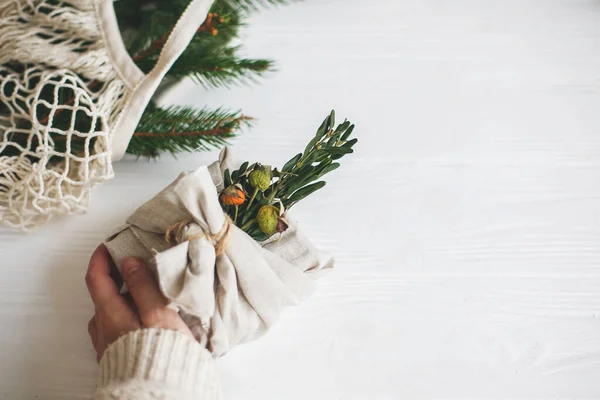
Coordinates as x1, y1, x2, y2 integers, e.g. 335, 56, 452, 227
122, 258, 169, 319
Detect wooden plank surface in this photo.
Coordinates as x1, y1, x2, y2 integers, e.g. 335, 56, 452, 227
1, 0, 600, 398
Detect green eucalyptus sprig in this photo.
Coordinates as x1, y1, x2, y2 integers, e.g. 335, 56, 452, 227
219, 110, 357, 241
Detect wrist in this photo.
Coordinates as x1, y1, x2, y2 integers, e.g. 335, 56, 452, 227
97, 328, 220, 398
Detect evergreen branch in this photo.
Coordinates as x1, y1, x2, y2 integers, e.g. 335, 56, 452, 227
132, 31, 170, 61
171, 53, 272, 88
116, 0, 274, 88
133, 126, 241, 138
114, 0, 191, 59
130, 12, 222, 62
223, 0, 299, 12
125, 106, 252, 158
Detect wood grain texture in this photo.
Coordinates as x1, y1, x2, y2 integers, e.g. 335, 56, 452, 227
1, 0, 600, 398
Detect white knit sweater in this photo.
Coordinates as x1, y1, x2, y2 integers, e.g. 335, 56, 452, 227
93, 328, 221, 399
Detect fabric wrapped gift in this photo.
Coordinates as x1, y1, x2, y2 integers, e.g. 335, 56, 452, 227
104, 149, 333, 357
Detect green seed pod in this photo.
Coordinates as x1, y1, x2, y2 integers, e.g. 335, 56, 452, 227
248, 165, 272, 192
256, 205, 279, 236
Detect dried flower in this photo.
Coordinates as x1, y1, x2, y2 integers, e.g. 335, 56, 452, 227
220, 185, 245, 206
247, 164, 272, 209
256, 205, 279, 236
276, 217, 289, 234
248, 164, 272, 192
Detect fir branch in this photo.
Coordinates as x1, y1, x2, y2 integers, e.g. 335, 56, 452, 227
130, 11, 222, 63
115, 0, 274, 88
131, 31, 170, 61
125, 106, 252, 158
170, 49, 272, 88
223, 0, 298, 12
114, 0, 191, 60
134, 127, 235, 138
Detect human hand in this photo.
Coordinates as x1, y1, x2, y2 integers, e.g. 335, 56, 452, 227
85, 244, 194, 361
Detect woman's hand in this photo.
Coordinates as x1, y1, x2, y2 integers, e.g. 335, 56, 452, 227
85, 244, 193, 361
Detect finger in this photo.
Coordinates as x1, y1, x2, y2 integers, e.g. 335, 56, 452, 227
122, 258, 169, 319
88, 316, 98, 351
109, 259, 124, 291
145, 307, 194, 336
121, 292, 138, 314
85, 245, 120, 308
123, 284, 189, 335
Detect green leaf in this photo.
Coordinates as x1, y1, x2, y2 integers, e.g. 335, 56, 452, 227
240, 204, 256, 226
325, 147, 354, 155
278, 168, 316, 197
239, 161, 249, 175
326, 134, 339, 147
328, 110, 335, 129
253, 232, 271, 242
303, 149, 326, 165
340, 124, 355, 141
309, 159, 332, 179
286, 181, 326, 205
282, 166, 320, 193
314, 151, 330, 163
303, 135, 321, 156
334, 120, 351, 134
315, 162, 340, 179
282, 153, 302, 172
245, 225, 261, 238
224, 169, 232, 188
342, 138, 358, 148
315, 114, 330, 139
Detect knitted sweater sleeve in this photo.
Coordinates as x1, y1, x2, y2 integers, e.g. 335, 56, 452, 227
92, 328, 221, 400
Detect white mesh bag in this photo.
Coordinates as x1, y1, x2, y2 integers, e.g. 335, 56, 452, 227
0, 0, 216, 229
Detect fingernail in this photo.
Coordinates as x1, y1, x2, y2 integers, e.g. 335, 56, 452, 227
123, 258, 143, 275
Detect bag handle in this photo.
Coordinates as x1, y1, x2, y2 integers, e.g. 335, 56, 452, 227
109, 0, 216, 161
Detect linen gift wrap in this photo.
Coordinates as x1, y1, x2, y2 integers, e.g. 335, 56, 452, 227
104, 149, 333, 356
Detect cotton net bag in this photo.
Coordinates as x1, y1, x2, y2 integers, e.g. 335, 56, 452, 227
105, 148, 334, 357
0, 0, 216, 229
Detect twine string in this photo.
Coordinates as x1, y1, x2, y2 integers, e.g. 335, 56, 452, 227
165, 214, 232, 256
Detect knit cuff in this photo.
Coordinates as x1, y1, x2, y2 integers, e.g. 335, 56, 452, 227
98, 328, 220, 398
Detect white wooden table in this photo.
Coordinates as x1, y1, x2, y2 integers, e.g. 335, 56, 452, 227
2, 0, 600, 398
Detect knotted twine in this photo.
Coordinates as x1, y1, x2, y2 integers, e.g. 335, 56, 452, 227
165, 214, 233, 256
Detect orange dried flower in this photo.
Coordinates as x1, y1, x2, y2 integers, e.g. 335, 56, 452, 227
220, 185, 245, 206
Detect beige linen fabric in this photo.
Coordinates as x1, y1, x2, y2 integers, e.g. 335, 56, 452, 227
105, 149, 333, 356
